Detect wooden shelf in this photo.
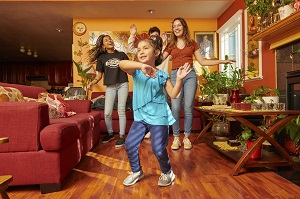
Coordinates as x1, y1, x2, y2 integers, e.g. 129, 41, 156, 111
251, 11, 300, 49
202, 135, 290, 168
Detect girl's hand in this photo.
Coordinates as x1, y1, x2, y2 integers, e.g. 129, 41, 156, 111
161, 32, 167, 44
141, 64, 156, 78
176, 63, 192, 80
129, 24, 137, 36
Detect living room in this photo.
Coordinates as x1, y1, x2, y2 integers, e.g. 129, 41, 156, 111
1, 0, 300, 198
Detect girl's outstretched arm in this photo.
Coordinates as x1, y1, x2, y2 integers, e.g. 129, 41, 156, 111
165, 63, 192, 98
119, 60, 155, 77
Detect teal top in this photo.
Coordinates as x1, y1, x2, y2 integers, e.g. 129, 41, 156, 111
132, 70, 175, 125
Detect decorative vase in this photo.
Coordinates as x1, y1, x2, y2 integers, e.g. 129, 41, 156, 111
246, 141, 262, 159
229, 89, 242, 105
212, 94, 228, 105
212, 122, 229, 141
278, 4, 295, 20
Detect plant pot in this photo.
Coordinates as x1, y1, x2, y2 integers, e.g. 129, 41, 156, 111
229, 89, 242, 105
284, 136, 300, 156
234, 103, 242, 110
212, 122, 229, 141
246, 141, 262, 159
241, 103, 252, 111
262, 96, 279, 104
212, 94, 228, 105
278, 4, 295, 20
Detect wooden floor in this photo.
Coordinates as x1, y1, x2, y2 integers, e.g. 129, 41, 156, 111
6, 133, 300, 198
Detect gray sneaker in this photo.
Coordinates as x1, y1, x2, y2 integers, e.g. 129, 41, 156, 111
158, 170, 175, 186
123, 170, 144, 186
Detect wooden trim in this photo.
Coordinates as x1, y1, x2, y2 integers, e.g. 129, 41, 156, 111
251, 11, 300, 49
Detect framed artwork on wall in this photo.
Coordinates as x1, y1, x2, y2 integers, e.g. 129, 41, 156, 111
194, 31, 218, 59
166, 31, 171, 43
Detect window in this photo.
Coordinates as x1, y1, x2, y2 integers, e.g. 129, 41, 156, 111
217, 10, 243, 74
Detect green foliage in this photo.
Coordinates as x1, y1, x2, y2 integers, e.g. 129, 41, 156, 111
223, 59, 245, 90
72, 60, 94, 90
244, 0, 274, 16
200, 67, 229, 99
200, 55, 245, 99
237, 124, 261, 146
253, 85, 280, 96
243, 85, 280, 103
276, 115, 300, 150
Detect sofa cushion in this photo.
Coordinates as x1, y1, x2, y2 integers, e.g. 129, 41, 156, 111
46, 94, 75, 118
0, 82, 47, 99
40, 123, 80, 151
50, 115, 91, 138
0, 86, 23, 102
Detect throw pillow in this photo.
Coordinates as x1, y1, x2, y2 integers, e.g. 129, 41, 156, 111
46, 93, 76, 118
0, 86, 24, 102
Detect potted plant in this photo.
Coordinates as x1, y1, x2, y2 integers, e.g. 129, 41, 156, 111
237, 124, 262, 158
244, 0, 273, 17
73, 38, 95, 97
276, 114, 300, 156
243, 85, 280, 105
223, 55, 246, 104
199, 67, 229, 105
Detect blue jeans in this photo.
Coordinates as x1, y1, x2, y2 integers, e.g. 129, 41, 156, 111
105, 82, 128, 136
125, 121, 172, 174
171, 70, 197, 136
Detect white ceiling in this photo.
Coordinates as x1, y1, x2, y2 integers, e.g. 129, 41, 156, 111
0, 0, 234, 63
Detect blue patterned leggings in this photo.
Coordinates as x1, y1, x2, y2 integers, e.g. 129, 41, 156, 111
125, 121, 172, 174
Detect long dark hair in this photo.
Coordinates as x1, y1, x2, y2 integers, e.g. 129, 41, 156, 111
136, 36, 163, 66
88, 34, 111, 63
169, 17, 192, 49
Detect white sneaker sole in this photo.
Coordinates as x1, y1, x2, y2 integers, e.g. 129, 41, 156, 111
184, 145, 192, 150
123, 173, 144, 186
171, 146, 180, 150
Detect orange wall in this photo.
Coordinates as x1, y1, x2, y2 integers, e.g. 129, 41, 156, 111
218, 0, 277, 93
73, 18, 217, 93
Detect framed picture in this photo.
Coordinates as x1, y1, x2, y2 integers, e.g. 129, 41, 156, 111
166, 31, 171, 43
194, 31, 218, 59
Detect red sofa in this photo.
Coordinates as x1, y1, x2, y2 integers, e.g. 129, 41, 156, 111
91, 92, 202, 133
0, 82, 101, 193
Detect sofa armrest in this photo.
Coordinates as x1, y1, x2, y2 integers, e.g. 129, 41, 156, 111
66, 100, 92, 113
0, 102, 49, 152
40, 123, 80, 151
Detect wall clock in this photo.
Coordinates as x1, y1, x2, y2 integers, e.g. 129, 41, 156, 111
73, 22, 87, 36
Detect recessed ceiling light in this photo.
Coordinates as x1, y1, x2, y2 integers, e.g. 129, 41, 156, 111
147, 9, 155, 14
55, 28, 63, 33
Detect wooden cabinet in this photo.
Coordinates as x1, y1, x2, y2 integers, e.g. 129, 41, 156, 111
0, 61, 72, 86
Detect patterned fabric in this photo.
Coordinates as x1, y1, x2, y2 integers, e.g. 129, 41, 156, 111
46, 93, 75, 118
0, 86, 24, 102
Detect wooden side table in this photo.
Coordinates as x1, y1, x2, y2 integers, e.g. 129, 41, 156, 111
0, 137, 12, 199
194, 107, 300, 175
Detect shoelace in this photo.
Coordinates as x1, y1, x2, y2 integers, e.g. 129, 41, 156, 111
127, 171, 134, 179
159, 173, 169, 181
184, 138, 191, 144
